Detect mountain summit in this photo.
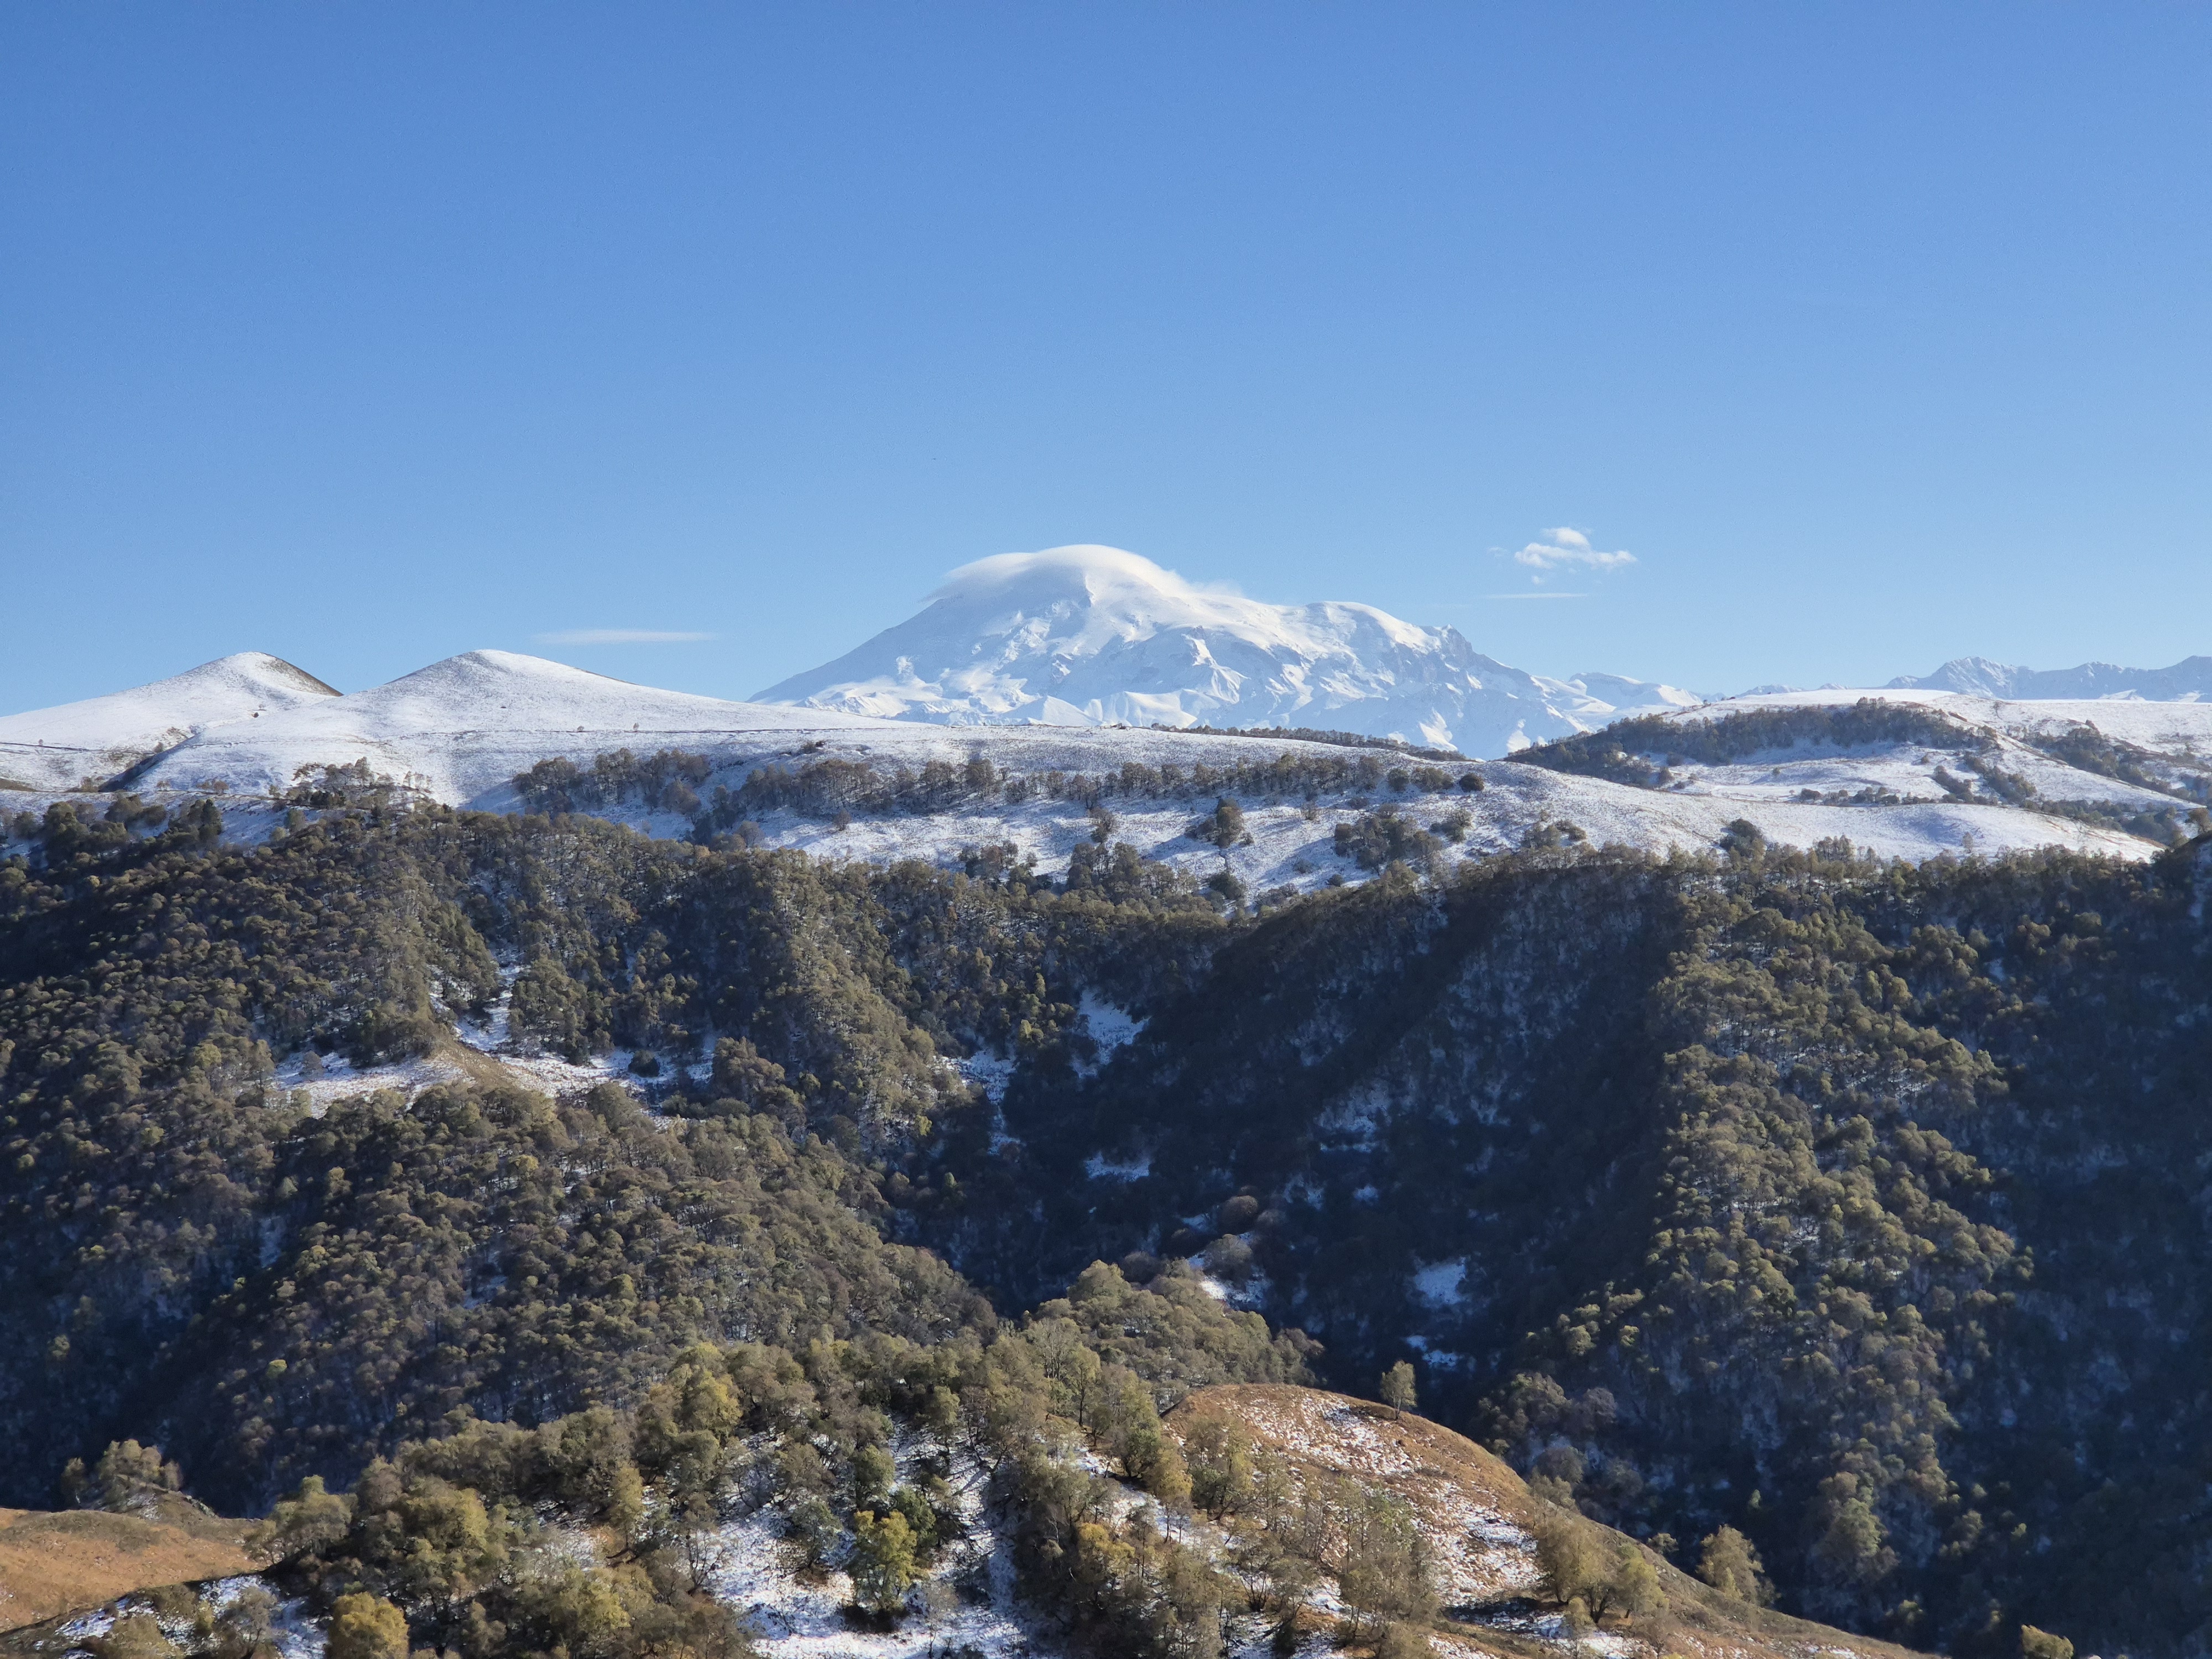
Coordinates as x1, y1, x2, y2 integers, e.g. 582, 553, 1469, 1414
0, 650, 337, 791
755, 544, 1695, 755
1886, 653, 2212, 700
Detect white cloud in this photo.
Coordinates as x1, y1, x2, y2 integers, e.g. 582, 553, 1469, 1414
534, 629, 715, 645
1483, 592, 1588, 601
1508, 527, 1636, 571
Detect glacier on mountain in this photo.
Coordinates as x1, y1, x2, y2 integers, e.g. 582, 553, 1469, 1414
754, 545, 1698, 757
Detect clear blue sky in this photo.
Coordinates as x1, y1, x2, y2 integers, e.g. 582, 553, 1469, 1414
4, 4, 2208, 712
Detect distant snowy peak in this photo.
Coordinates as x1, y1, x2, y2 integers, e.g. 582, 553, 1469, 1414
1, 647, 894, 800
1887, 654, 2212, 701
317, 648, 891, 735
757, 544, 1697, 757
0, 651, 339, 790
1569, 671, 1709, 713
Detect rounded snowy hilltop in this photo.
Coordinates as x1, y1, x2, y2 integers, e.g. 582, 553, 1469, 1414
753, 544, 1695, 756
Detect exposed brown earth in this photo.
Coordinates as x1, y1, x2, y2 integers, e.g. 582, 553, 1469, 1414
0, 1507, 256, 1634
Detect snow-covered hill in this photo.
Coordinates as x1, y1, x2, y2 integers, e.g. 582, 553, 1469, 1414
754, 544, 1698, 755
130, 649, 894, 803
1886, 653, 2212, 700
0, 652, 337, 792
1697, 684, 2212, 764
3, 645, 2197, 889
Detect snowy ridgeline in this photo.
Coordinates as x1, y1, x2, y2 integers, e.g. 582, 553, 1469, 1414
6, 644, 2212, 880
3, 737, 2176, 894
13, 543, 2212, 787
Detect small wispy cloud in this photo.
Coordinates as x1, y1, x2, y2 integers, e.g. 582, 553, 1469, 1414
1483, 592, 1588, 601
1509, 527, 1636, 571
534, 629, 716, 645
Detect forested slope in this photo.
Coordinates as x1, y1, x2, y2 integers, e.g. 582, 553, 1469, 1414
931, 832, 2212, 1655
3, 799, 2209, 1655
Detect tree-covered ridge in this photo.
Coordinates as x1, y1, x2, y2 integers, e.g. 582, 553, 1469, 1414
0, 799, 1217, 1513
1504, 700, 2212, 838
6, 796, 2212, 1656
1497, 869, 2027, 1629
195, 1082, 995, 1496
923, 834, 2212, 1656
1504, 700, 1983, 788
0, 799, 1327, 1658
512, 742, 1474, 837
1153, 722, 1469, 762
1519, 843, 2212, 1652
208, 1258, 1307, 1659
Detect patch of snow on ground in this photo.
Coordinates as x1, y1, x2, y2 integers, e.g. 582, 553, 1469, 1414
1074, 992, 1144, 1069
954, 1050, 1015, 1103
207, 1578, 327, 1659
1480, 1606, 1639, 1656
950, 1051, 1023, 1152
272, 1051, 467, 1114
704, 1502, 1033, 1657
1083, 1150, 1152, 1181
1316, 1092, 1389, 1151
1412, 1260, 1468, 1306
58, 1606, 119, 1642
456, 963, 524, 1052
58, 1579, 327, 1659
450, 967, 652, 1099
1186, 1269, 1267, 1314
491, 1048, 646, 1098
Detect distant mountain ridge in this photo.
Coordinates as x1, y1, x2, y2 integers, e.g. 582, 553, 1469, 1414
6, 634, 2209, 884
755, 544, 1698, 757
1886, 653, 2212, 701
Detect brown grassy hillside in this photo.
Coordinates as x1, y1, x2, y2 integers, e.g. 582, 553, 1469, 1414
0, 1506, 255, 1634
1170, 1385, 1931, 1659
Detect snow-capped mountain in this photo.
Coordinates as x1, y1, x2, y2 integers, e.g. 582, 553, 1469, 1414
1887, 654, 2212, 701
33, 649, 891, 805
0, 651, 338, 792
1, 648, 1420, 811
754, 545, 1698, 757
6, 643, 2202, 877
